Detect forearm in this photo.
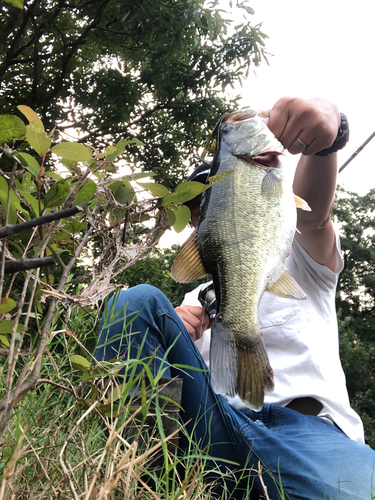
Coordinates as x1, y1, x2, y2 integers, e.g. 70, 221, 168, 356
292, 152, 338, 270
293, 152, 338, 232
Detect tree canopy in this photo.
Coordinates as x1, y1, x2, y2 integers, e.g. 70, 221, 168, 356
1, 0, 268, 188
333, 187, 375, 446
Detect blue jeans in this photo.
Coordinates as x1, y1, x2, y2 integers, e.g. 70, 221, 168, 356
96, 285, 375, 500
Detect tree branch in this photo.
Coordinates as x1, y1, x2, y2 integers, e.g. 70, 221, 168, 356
77, 97, 176, 143
4, 257, 56, 274
0, 206, 81, 239
37, 378, 74, 394
41, 0, 110, 116
0, 4, 33, 82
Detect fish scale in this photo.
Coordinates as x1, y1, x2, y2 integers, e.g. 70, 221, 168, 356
172, 108, 309, 410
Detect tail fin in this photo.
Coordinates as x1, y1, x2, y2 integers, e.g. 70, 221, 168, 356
210, 321, 274, 411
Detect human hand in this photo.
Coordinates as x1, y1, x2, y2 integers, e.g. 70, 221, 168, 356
267, 97, 340, 156
175, 305, 212, 341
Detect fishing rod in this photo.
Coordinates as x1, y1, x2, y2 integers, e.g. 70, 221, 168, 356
339, 130, 375, 173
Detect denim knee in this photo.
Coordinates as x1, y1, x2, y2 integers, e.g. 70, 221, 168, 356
115, 284, 170, 312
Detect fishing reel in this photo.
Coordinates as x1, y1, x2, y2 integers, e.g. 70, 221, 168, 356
198, 282, 217, 317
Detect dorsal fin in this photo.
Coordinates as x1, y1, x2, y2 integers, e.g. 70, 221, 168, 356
266, 267, 306, 300
171, 230, 208, 283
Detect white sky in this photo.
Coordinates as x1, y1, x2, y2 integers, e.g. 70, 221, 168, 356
159, 0, 375, 248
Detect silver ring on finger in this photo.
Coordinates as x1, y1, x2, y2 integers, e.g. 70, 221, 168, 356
296, 137, 308, 149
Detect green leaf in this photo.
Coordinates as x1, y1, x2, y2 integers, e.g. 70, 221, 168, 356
16, 152, 40, 179
0, 177, 18, 225
112, 208, 126, 219
44, 180, 70, 208
105, 145, 117, 161
106, 138, 142, 162
131, 172, 156, 180
129, 138, 144, 147
106, 141, 122, 162
166, 208, 176, 227
110, 180, 134, 205
62, 220, 87, 233
160, 173, 233, 207
0, 298, 17, 314
169, 204, 191, 233
46, 171, 63, 181
0, 335, 10, 348
161, 181, 206, 206
0, 321, 23, 334
17, 105, 44, 128
62, 159, 81, 174
16, 187, 39, 216
2, 0, 23, 8
134, 213, 151, 222
0, 115, 26, 144
70, 354, 91, 372
51, 142, 91, 162
138, 182, 170, 198
90, 198, 100, 209
208, 170, 234, 186
74, 179, 97, 204
25, 123, 51, 156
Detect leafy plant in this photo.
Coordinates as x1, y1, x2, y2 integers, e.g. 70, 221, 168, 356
0, 105, 227, 439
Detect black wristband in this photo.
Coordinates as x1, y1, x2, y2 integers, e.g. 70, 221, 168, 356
315, 113, 349, 157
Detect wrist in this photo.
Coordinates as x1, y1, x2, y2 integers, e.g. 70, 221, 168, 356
315, 113, 349, 157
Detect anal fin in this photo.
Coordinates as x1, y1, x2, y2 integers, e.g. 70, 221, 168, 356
171, 229, 207, 283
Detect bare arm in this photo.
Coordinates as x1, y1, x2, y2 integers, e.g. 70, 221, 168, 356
268, 97, 341, 271
293, 153, 338, 271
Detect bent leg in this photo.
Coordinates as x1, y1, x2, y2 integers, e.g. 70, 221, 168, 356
96, 285, 270, 497
96, 285, 375, 499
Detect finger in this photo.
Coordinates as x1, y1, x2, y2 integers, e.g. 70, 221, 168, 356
291, 129, 331, 156
200, 309, 210, 330
301, 137, 320, 156
288, 135, 310, 155
195, 325, 204, 341
267, 101, 289, 140
194, 308, 212, 340
188, 313, 206, 340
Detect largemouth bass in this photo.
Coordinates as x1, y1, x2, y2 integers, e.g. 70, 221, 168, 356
172, 108, 309, 410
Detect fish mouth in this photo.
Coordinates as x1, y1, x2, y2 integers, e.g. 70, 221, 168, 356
235, 152, 282, 169
223, 108, 260, 124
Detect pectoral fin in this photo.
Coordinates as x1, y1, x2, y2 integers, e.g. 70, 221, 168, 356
261, 169, 283, 197
171, 230, 208, 283
294, 194, 311, 211
266, 268, 306, 300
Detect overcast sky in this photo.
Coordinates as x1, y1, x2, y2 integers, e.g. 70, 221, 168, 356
159, 0, 375, 247
234, 0, 375, 193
